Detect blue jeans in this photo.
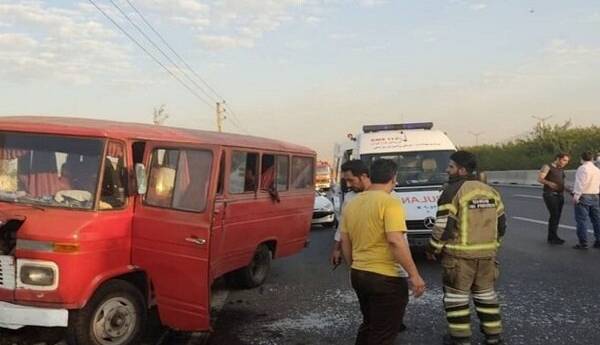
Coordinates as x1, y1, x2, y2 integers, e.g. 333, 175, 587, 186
574, 194, 600, 244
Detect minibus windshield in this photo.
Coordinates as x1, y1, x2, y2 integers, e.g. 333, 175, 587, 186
361, 150, 454, 187
0, 132, 104, 210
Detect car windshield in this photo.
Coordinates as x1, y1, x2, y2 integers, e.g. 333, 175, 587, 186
0, 132, 104, 210
361, 150, 454, 187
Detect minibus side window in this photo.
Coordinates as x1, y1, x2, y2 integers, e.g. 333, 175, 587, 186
99, 141, 127, 210
276, 155, 289, 191
229, 151, 258, 194
260, 154, 275, 191
146, 149, 178, 208
291, 156, 314, 189
172, 150, 212, 212
145, 148, 213, 212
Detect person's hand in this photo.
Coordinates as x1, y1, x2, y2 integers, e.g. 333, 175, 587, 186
330, 248, 342, 267
409, 274, 426, 298
546, 181, 559, 190
425, 251, 437, 261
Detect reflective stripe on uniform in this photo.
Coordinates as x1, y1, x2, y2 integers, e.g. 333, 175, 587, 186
438, 203, 457, 215
444, 242, 500, 251
436, 218, 448, 228
482, 321, 502, 329
429, 238, 444, 249
447, 309, 470, 318
476, 307, 501, 314
444, 297, 470, 303
448, 323, 471, 330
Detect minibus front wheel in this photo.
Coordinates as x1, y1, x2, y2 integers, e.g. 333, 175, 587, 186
66, 279, 146, 345
228, 244, 272, 289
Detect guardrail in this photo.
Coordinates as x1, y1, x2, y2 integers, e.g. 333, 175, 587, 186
486, 170, 576, 187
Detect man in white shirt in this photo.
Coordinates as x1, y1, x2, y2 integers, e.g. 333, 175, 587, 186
572, 151, 600, 249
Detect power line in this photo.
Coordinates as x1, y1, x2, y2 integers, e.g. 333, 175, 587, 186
124, 0, 223, 102
108, 0, 218, 104
123, 0, 249, 134
87, 0, 214, 109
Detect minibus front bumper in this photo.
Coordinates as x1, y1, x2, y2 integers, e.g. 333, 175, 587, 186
0, 301, 68, 329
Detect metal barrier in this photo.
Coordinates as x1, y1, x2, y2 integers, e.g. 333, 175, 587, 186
486, 170, 576, 187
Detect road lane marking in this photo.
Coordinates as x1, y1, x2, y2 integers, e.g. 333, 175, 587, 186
512, 216, 593, 234
513, 194, 543, 200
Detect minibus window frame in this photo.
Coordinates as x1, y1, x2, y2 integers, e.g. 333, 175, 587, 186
291, 155, 315, 190
228, 150, 259, 195
98, 139, 128, 211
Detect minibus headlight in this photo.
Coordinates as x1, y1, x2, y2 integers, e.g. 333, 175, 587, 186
17, 259, 59, 290
20, 265, 55, 286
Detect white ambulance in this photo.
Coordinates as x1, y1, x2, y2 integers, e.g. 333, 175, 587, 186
333, 123, 457, 246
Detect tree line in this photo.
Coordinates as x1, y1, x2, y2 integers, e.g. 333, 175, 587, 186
463, 121, 600, 171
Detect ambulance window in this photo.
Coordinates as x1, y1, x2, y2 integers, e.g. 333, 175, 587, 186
229, 151, 258, 194
343, 149, 352, 163
291, 156, 314, 189
99, 141, 127, 210
260, 154, 275, 191
276, 155, 289, 191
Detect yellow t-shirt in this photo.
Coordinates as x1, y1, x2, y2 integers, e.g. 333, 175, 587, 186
341, 190, 407, 277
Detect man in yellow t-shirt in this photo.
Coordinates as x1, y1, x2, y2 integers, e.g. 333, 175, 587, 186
341, 159, 426, 345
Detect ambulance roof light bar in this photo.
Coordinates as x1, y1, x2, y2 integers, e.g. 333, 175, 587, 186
362, 122, 433, 133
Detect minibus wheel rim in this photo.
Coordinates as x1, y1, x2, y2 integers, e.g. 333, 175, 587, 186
92, 296, 137, 345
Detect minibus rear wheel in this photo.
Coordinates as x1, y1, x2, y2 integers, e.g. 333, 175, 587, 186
66, 279, 146, 345
229, 244, 272, 289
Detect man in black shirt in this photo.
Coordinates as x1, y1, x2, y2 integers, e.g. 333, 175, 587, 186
537, 153, 570, 244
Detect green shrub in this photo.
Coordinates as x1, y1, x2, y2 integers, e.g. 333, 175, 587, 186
463, 122, 600, 171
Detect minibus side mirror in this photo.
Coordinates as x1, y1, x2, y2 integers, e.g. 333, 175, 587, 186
135, 163, 148, 195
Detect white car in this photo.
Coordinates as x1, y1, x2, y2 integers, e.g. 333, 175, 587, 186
312, 192, 337, 228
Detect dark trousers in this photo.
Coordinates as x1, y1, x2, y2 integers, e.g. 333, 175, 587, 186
351, 269, 408, 345
543, 192, 564, 240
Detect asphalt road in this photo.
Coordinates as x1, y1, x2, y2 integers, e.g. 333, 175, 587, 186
2, 185, 600, 345
206, 185, 600, 345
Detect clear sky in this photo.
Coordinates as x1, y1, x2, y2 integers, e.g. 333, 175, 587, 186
1, 0, 600, 161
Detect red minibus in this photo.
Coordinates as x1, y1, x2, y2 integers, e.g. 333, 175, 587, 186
0, 116, 315, 345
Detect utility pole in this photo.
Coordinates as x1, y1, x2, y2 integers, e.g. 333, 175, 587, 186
216, 101, 226, 132
469, 131, 484, 146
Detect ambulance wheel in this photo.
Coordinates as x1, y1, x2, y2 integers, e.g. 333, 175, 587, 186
67, 280, 146, 345
228, 244, 272, 289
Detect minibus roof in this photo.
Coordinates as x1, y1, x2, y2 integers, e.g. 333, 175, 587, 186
0, 116, 315, 154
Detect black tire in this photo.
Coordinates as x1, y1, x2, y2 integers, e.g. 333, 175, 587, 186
66, 280, 146, 345
227, 244, 272, 289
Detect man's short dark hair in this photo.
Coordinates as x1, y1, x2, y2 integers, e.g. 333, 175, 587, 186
370, 159, 398, 184
555, 153, 570, 160
450, 150, 477, 174
341, 159, 369, 177
581, 151, 594, 161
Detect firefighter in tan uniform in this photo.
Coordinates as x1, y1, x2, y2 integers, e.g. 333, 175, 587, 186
426, 151, 506, 345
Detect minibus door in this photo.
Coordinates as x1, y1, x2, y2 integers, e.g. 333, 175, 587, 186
132, 145, 218, 331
